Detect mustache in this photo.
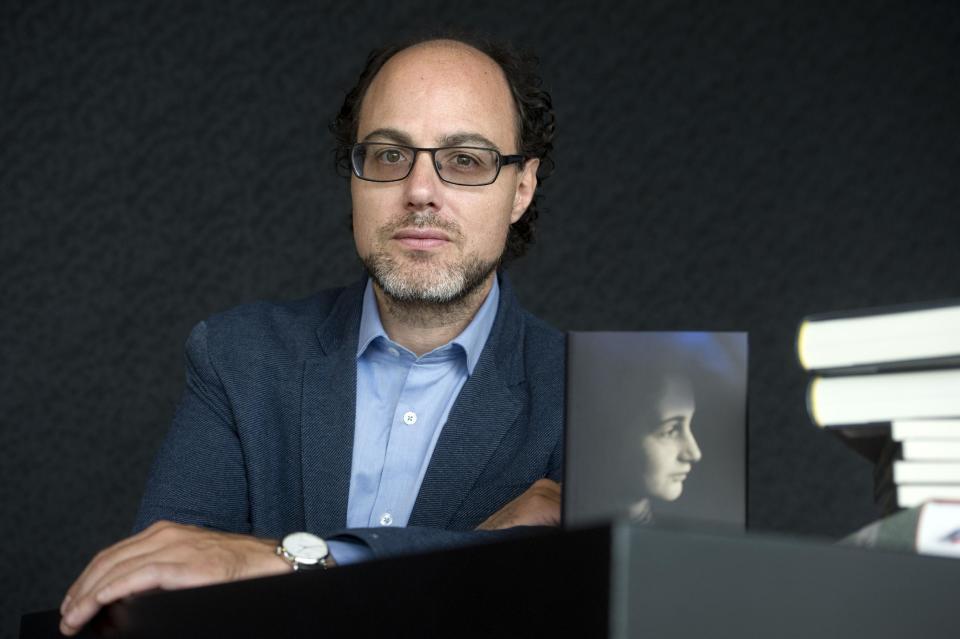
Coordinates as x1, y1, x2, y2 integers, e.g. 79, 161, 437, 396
378, 211, 462, 240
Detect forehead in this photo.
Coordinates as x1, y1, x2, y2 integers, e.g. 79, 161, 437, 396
657, 376, 695, 416
357, 41, 519, 149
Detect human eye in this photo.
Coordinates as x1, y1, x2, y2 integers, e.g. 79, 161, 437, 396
441, 148, 490, 173
453, 153, 479, 168
655, 418, 683, 439
373, 146, 410, 165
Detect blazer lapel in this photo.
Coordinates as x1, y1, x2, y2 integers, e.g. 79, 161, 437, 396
409, 274, 527, 528
300, 282, 364, 535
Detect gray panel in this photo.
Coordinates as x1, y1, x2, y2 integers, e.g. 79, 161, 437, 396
613, 524, 960, 639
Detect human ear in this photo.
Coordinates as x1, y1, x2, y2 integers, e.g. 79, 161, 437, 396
510, 158, 540, 223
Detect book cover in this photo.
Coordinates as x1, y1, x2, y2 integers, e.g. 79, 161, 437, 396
806, 369, 960, 428
894, 461, 960, 484
901, 440, 960, 461
893, 419, 960, 441
797, 300, 960, 372
564, 332, 747, 528
898, 485, 960, 508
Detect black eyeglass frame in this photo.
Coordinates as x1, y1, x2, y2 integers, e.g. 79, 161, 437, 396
349, 142, 527, 187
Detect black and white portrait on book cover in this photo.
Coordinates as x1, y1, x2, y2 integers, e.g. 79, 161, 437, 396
564, 332, 748, 528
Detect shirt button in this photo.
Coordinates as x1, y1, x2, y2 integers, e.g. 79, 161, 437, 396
380, 513, 393, 526
403, 411, 417, 425
388, 347, 400, 357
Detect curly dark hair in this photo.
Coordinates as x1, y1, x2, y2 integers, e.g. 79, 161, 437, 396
330, 34, 556, 262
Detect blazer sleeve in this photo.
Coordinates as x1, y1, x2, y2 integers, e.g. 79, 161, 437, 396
330, 526, 551, 560
546, 428, 563, 483
133, 321, 251, 534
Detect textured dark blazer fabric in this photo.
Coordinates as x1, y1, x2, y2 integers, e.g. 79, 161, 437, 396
133, 273, 565, 554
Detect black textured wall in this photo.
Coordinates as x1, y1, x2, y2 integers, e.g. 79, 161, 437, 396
3, 0, 959, 634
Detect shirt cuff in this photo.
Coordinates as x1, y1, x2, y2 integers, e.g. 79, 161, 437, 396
326, 539, 374, 566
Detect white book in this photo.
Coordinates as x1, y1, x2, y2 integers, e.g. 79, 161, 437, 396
894, 461, 960, 484
797, 302, 960, 371
901, 440, 960, 460
892, 419, 960, 441
807, 369, 960, 427
898, 485, 960, 508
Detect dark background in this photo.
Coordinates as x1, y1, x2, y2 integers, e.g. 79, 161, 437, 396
2, 0, 958, 635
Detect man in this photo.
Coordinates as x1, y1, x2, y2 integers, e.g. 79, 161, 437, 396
60, 36, 563, 635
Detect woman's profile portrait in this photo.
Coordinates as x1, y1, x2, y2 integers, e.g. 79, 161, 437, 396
626, 374, 703, 522
565, 332, 747, 528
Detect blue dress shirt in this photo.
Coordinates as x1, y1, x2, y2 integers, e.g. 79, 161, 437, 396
327, 277, 500, 564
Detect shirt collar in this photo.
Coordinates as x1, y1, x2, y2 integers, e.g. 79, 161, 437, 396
356, 276, 500, 376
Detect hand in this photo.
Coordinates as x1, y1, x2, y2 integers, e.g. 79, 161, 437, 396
476, 478, 562, 530
59, 520, 290, 636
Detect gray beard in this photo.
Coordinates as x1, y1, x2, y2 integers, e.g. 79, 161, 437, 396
362, 249, 499, 312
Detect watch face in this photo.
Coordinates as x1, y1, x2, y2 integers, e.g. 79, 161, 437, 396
283, 532, 328, 562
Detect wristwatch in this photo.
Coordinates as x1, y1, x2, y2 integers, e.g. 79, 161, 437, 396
276, 532, 330, 571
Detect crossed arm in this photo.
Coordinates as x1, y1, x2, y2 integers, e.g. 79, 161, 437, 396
59, 478, 561, 636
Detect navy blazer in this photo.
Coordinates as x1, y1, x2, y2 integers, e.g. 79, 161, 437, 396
134, 274, 565, 556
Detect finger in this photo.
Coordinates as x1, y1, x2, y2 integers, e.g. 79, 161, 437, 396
61, 561, 199, 635
61, 548, 168, 636
530, 478, 562, 502
67, 543, 166, 616
62, 525, 235, 636
96, 560, 218, 605
534, 478, 561, 492
73, 542, 189, 613
63, 521, 182, 607
71, 527, 278, 612
60, 614, 82, 636
63, 525, 156, 606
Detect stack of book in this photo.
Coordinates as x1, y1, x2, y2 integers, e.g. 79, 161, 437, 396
797, 301, 960, 512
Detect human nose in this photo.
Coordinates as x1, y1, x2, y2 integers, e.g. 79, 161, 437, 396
679, 430, 702, 463
403, 149, 443, 211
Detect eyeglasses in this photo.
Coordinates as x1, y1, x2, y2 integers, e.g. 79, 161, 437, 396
350, 142, 525, 187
